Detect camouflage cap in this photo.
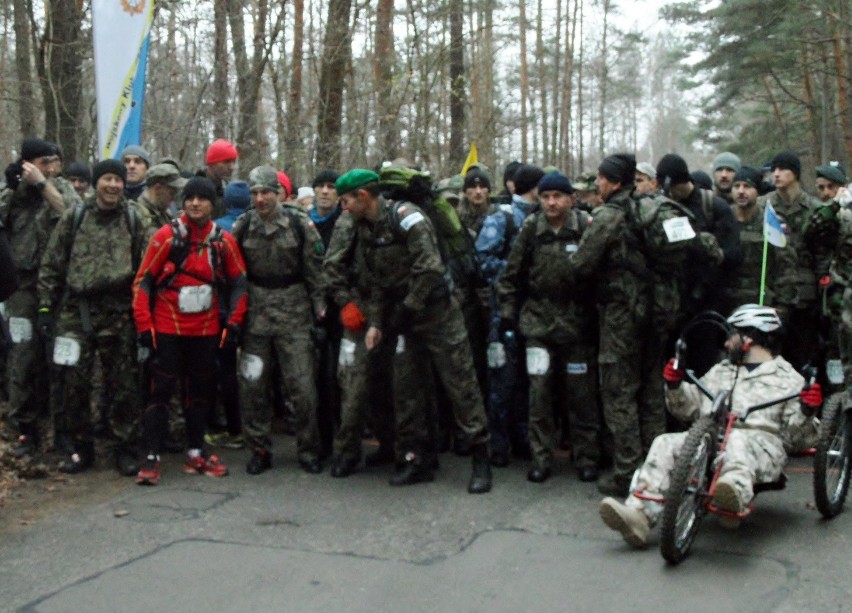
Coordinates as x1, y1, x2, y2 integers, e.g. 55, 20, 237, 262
147, 163, 188, 189
436, 175, 464, 200
573, 174, 598, 192
335, 169, 381, 195
248, 165, 281, 192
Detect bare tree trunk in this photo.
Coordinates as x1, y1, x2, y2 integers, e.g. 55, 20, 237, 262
561, 0, 578, 173
316, 0, 352, 169
519, 1, 529, 161
374, 0, 398, 160
832, 28, 852, 164
284, 0, 305, 170
576, 0, 585, 171
535, 0, 547, 162
598, 0, 610, 158
213, 0, 229, 137
448, 0, 465, 168
13, 0, 35, 137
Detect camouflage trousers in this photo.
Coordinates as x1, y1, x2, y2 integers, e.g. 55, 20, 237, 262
527, 340, 599, 469
240, 331, 320, 461
393, 299, 489, 458
333, 328, 395, 461
625, 429, 787, 526
4, 288, 49, 433
55, 305, 140, 447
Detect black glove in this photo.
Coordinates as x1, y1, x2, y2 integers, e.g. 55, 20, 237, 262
36, 309, 54, 337
219, 323, 241, 350
388, 304, 415, 335
497, 317, 516, 337
138, 329, 157, 351
4, 161, 22, 191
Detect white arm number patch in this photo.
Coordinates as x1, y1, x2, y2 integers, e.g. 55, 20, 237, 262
399, 211, 425, 232
662, 217, 696, 243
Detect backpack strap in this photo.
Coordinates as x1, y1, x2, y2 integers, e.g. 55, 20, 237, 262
699, 189, 715, 228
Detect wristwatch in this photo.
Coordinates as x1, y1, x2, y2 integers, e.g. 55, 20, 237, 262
35, 180, 46, 192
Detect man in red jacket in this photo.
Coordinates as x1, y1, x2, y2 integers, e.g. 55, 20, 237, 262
132, 177, 247, 485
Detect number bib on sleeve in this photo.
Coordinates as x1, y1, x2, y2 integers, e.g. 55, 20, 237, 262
53, 336, 81, 366
8, 317, 33, 343
178, 285, 213, 313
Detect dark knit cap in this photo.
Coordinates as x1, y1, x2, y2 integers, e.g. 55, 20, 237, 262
690, 170, 713, 191
770, 151, 801, 179
182, 177, 218, 204
21, 138, 59, 162
513, 164, 546, 195
464, 168, 491, 191
816, 163, 846, 185
537, 172, 574, 194
312, 168, 340, 188
655, 153, 691, 186
224, 180, 251, 210
732, 166, 763, 189
503, 161, 522, 188
598, 153, 637, 185
66, 161, 92, 182
92, 159, 127, 186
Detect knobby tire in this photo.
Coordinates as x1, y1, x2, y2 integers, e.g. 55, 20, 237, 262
814, 392, 851, 519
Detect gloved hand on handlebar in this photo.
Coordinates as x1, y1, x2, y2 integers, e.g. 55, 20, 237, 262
800, 382, 823, 416
662, 358, 685, 387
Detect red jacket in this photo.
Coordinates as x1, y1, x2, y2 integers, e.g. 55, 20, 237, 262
132, 214, 247, 336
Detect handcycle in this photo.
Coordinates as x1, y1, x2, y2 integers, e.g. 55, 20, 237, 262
643, 312, 813, 564
813, 388, 852, 518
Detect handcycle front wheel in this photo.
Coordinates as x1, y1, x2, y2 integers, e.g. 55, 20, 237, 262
659, 416, 717, 564
814, 392, 852, 518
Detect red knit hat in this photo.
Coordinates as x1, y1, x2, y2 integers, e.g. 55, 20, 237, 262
205, 139, 238, 165
277, 171, 292, 197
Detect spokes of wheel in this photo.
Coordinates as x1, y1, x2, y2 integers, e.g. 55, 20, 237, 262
660, 417, 717, 564
814, 392, 852, 519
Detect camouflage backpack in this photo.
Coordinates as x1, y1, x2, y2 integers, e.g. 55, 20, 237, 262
632, 193, 701, 268
379, 165, 484, 288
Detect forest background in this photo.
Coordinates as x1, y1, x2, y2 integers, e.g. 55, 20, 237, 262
0, 0, 849, 187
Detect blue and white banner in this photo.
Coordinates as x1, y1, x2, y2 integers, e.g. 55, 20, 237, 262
92, 0, 155, 160
763, 202, 787, 248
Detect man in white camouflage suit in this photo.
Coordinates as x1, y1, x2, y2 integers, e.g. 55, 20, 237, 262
598, 304, 820, 547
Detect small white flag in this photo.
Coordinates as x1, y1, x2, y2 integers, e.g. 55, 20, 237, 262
763, 203, 787, 248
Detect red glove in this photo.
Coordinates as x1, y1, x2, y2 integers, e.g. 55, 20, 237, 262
662, 358, 685, 385
340, 302, 366, 332
800, 383, 823, 410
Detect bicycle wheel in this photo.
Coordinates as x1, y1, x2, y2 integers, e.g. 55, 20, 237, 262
814, 392, 852, 518
659, 416, 717, 564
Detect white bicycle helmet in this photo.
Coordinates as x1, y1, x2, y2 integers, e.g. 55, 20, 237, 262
726, 304, 782, 333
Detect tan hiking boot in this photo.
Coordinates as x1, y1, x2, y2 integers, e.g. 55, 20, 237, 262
599, 497, 650, 547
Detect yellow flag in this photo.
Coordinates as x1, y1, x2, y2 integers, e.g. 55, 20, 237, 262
461, 143, 478, 175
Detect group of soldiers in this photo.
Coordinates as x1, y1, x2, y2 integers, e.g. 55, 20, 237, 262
1, 136, 851, 499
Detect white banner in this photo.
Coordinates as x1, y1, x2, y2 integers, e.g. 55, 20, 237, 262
92, 0, 155, 160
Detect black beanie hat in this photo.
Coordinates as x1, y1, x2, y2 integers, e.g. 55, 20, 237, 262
182, 177, 218, 204
690, 170, 713, 191
92, 159, 127, 186
312, 169, 340, 188
464, 168, 491, 191
503, 161, 522, 189
732, 166, 763, 189
655, 153, 691, 186
66, 161, 92, 182
537, 172, 574, 194
21, 138, 59, 162
771, 151, 801, 180
598, 153, 637, 185
513, 164, 546, 195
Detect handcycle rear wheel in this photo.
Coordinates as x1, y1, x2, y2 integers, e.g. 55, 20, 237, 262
659, 416, 717, 564
814, 392, 851, 519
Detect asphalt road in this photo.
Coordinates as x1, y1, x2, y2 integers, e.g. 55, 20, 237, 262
1, 437, 851, 612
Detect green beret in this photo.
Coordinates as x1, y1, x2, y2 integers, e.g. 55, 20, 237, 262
335, 169, 380, 195
816, 164, 847, 185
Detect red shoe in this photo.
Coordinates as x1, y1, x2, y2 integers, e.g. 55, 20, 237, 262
136, 458, 161, 486
183, 453, 229, 477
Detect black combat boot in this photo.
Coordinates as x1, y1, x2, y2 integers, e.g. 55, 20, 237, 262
389, 451, 434, 486
59, 441, 95, 474
468, 444, 493, 494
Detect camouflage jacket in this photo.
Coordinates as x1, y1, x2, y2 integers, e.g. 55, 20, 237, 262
38, 197, 146, 312
322, 211, 369, 311
354, 196, 447, 328
758, 187, 821, 306
729, 202, 799, 318
458, 197, 493, 238
232, 204, 325, 335
666, 355, 816, 452
0, 183, 64, 290
496, 209, 595, 345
